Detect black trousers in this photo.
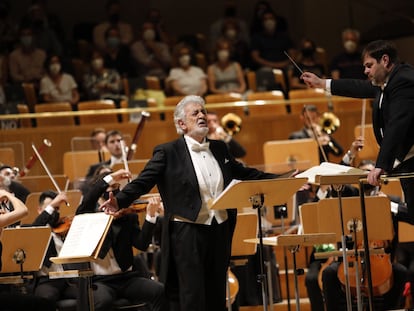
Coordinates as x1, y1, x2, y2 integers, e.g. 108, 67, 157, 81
392, 156, 414, 222
167, 220, 231, 311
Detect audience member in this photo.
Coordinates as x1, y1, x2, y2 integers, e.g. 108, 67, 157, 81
8, 24, 46, 85
20, 3, 63, 55
130, 21, 172, 85
209, 1, 250, 53
288, 38, 326, 90
82, 49, 123, 102
207, 38, 246, 95
166, 43, 207, 96
217, 19, 251, 70
330, 28, 365, 80
250, 9, 294, 72
146, 7, 175, 49
93, 0, 134, 52
288, 105, 343, 162
102, 25, 135, 78
0, 0, 18, 53
76, 167, 168, 311
39, 53, 79, 106
207, 111, 246, 159
249, 0, 288, 36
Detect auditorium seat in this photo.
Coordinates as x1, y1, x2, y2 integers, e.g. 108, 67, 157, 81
35, 102, 75, 127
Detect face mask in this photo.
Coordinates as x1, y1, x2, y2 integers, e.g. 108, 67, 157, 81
92, 58, 104, 70
263, 19, 276, 32
301, 48, 315, 58
107, 37, 120, 48
109, 13, 120, 24
179, 55, 191, 67
143, 29, 156, 41
49, 63, 61, 75
225, 29, 237, 39
344, 40, 357, 53
217, 50, 229, 62
20, 36, 33, 47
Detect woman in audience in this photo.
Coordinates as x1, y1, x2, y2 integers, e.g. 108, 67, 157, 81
39, 54, 80, 106
166, 43, 207, 96
207, 38, 246, 95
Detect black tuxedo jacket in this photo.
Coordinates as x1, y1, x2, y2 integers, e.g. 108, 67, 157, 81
115, 136, 278, 282
76, 178, 155, 272
331, 63, 414, 172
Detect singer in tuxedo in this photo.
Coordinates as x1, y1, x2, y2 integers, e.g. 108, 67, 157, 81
100, 95, 283, 311
302, 39, 414, 222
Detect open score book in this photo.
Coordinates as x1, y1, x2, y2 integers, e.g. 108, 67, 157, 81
50, 213, 113, 264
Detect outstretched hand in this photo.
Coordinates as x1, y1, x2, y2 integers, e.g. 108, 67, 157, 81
99, 191, 120, 215
301, 72, 325, 89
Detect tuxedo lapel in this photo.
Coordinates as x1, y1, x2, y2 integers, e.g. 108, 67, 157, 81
176, 137, 200, 192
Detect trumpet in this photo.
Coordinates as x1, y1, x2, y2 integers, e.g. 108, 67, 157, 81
221, 113, 242, 136
319, 112, 340, 135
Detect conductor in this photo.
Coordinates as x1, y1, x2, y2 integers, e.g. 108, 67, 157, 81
302, 39, 414, 223
100, 95, 282, 311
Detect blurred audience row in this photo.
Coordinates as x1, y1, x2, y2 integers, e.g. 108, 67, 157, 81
0, 0, 366, 109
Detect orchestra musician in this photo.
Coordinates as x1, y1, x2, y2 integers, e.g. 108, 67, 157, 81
302, 39, 414, 224
0, 185, 56, 311
288, 104, 344, 163
99, 95, 286, 311
76, 166, 168, 311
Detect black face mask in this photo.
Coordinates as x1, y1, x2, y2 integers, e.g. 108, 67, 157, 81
109, 13, 120, 24
301, 48, 315, 58
102, 188, 120, 201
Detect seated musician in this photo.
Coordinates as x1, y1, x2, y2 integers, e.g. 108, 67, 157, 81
31, 190, 78, 306
320, 159, 409, 311
76, 166, 168, 311
0, 186, 56, 311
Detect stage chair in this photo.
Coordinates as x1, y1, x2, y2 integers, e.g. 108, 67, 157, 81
205, 93, 246, 116
332, 97, 370, 113
246, 70, 286, 94
17, 104, 32, 128
273, 68, 287, 95
161, 96, 185, 121
288, 88, 329, 114
34, 102, 75, 127
20, 175, 69, 193
22, 82, 38, 113
77, 100, 118, 124
246, 90, 288, 117
63, 150, 104, 184
263, 138, 319, 173
22, 189, 82, 225
0, 147, 15, 166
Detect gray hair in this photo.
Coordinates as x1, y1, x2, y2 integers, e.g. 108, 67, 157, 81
174, 95, 206, 135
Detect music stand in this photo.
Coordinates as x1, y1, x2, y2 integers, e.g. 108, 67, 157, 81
210, 177, 307, 311
0, 226, 51, 290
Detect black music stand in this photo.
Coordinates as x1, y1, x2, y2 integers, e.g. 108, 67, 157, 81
245, 233, 336, 311
210, 177, 307, 311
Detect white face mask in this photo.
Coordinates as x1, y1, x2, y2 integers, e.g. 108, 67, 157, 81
179, 55, 191, 67
344, 40, 357, 53
49, 63, 61, 75
263, 19, 276, 32
217, 50, 229, 62
143, 29, 156, 41
92, 58, 104, 70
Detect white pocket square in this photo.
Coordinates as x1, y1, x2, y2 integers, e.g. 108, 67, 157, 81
224, 158, 229, 164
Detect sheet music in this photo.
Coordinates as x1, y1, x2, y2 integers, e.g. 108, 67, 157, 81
58, 213, 112, 258
295, 162, 367, 183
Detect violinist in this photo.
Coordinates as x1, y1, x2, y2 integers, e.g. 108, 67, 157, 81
76, 166, 167, 311
288, 104, 344, 163
31, 190, 79, 305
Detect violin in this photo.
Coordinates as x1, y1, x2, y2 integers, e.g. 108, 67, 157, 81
52, 215, 74, 238
337, 240, 393, 296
